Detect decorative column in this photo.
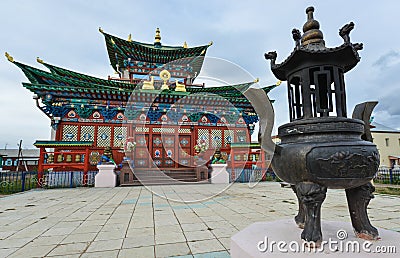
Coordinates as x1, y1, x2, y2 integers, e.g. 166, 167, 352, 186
95, 163, 117, 187
95, 147, 117, 187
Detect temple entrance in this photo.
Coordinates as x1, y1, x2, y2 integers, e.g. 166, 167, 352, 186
151, 134, 175, 168
178, 135, 192, 168
133, 134, 149, 168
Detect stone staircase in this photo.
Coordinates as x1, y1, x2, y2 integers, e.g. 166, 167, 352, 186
120, 167, 209, 186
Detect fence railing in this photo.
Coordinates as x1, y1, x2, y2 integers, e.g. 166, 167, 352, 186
0, 171, 98, 195
0, 171, 38, 194
374, 167, 400, 185
228, 167, 400, 185
227, 168, 278, 183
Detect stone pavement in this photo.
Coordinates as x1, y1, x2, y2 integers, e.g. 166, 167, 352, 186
0, 182, 400, 258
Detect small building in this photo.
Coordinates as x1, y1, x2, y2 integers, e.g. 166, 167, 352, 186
371, 122, 400, 168
0, 154, 5, 171
0, 149, 40, 171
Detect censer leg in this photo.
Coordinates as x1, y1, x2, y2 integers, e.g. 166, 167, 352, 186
295, 182, 327, 245
291, 184, 305, 228
345, 182, 379, 240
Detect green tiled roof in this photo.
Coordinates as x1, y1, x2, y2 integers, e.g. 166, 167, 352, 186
230, 142, 261, 148
22, 83, 131, 101
10, 58, 277, 109
101, 31, 210, 74
34, 140, 94, 147
187, 82, 276, 98
41, 61, 137, 90
13, 61, 136, 92
21, 82, 274, 107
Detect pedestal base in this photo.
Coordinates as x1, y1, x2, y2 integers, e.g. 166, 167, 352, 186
95, 164, 117, 187
231, 219, 400, 257
210, 164, 229, 184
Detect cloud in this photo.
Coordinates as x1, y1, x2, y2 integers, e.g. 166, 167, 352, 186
373, 50, 400, 69
360, 51, 400, 129
372, 110, 400, 130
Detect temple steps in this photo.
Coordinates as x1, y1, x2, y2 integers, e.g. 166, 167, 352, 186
120, 168, 209, 186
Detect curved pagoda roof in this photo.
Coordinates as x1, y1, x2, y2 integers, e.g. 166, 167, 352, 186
265, 7, 363, 81
100, 28, 212, 76
12, 58, 137, 91
7, 55, 276, 110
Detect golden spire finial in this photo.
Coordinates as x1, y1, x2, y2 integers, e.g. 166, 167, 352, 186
36, 57, 43, 64
5, 52, 14, 62
99, 27, 104, 33
127, 34, 132, 42
183, 41, 188, 48
155, 28, 161, 43
254, 78, 259, 83
276, 80, 282, 86
208, 41, 213, 46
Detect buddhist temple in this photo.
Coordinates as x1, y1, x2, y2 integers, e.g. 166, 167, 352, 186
6, 28, 276, 183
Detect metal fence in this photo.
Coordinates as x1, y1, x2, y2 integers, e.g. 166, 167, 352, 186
0, 171, 38, 194
374, 167, 400, 185
0, 171, 98, 195
227, 168, 277, 183
228, 166, 400, 185
43, 171, 97, 188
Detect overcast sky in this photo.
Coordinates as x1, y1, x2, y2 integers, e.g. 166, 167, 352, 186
1, 0, 399, 149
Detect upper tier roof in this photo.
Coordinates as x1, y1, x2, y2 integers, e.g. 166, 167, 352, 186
100, 29, 211, 75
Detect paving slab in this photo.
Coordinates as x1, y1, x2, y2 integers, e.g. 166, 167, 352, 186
188, 239, 226, 254
80, 250, 119, 258
86, 239, 123, 253
118, 246, 154, 258
47, 242, 89, 256
7, 244, 55, 258
184, 230, 216, 241
122, 235, 155, 249
155, 242, 191, 257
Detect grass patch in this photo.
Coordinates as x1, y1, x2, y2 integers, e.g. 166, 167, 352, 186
375, 187, 400, 196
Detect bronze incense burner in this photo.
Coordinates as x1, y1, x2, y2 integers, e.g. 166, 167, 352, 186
251, 6, 380, 244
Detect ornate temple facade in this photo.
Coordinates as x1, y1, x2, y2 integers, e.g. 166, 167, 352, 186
7, 28, 275, 180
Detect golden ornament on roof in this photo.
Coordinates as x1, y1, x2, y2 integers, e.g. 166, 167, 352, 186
142, 76, 155, 90
175, 79, 186, 92
160, 70, 171, 90
5, 52, 14, 62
